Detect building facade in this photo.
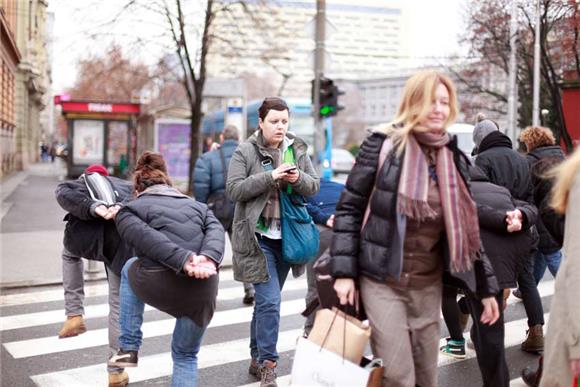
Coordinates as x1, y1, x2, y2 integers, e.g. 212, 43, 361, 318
0, 0, 20, 178
13, 0, 51, 171
207, 0, 408, 98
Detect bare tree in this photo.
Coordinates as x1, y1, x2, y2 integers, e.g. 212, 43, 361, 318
456, 0, 579, 150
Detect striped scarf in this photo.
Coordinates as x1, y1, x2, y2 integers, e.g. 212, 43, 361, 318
397, 131, 481, 272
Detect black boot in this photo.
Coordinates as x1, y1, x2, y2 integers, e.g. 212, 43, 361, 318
521, 356, 543, 387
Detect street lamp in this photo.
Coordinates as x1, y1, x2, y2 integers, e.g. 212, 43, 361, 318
540, 109, 549, 126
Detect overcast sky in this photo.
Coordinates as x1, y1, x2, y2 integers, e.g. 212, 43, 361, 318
47, 0, 465, 93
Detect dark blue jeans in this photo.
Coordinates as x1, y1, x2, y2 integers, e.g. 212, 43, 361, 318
533, 249, 562, 284
118, 257, 207, 386
250, 237, 291, 363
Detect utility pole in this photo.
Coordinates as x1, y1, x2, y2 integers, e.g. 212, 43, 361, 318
507, 0, 518, 142
313, 0, 326, 169
532, 0, 541, 126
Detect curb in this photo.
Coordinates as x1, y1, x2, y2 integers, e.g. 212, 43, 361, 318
0, 272, 107, 291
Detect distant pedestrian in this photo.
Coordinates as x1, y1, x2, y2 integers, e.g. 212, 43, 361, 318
473, 114, 545, 353
55, 164, 134, 387
194, 125, 255, 305
519, 125, 565, 284
331, 71, 499, 387
226, 97, 319, 387
534, 148, 580, 387
109, 151, 224, 387
302, 178, 344, 337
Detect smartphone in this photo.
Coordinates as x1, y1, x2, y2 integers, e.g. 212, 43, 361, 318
282, 166, 297, 173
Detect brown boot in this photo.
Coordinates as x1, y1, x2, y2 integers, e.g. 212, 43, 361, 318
58, 315, 87, 338
108, 371, 129, 387
260, 360, 277, 387
521, 324, 544, 353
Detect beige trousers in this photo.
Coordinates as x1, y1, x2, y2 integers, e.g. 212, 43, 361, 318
360, 276, 442, 387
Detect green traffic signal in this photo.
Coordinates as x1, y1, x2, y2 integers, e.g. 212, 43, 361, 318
320, 105, 336, 116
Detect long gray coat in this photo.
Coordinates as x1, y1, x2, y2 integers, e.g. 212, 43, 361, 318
540, 172, 580, 387
226, 131, 320, 283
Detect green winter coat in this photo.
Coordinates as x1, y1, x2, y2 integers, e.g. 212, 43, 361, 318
226, 130, 320, 283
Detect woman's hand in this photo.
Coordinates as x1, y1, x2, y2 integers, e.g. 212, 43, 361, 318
480, 296, 500, 325
334, 278, 356, 306
570, 359, 580, 378
272, 163, 297, 181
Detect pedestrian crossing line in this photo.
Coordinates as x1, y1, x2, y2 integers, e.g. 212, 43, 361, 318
3, 298, 306, 359
0, 280, 307, 332
510, 377, 527, 386
437, 312, 550, 367
0, 284, 110, 307
30, 328, 303, 386
0, 269, 238, 307
238, 372, 532, 386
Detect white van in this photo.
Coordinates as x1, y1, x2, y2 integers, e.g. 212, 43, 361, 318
448, 123, 475, 156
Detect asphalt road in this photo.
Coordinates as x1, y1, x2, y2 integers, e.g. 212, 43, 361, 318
0, 267, 551, 386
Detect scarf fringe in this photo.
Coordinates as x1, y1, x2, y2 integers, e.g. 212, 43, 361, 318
397, 194, 438, 222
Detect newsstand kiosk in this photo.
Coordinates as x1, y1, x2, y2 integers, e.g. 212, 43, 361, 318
55, 97, 140, 178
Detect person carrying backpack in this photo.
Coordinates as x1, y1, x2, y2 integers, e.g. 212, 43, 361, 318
194, 124, 255, 305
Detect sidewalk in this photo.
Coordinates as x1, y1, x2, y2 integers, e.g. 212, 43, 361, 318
0, 161, 107, 289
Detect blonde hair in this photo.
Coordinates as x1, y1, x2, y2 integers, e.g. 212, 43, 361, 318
550, 148, 580, 214
519, 125, 556, 152
376, 70, 458, 154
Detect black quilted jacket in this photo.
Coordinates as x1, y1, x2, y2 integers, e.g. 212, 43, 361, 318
330, 132, 499, 298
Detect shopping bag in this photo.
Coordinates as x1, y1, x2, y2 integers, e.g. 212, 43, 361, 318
308, 307, 371, 364
290, 337, 383, 387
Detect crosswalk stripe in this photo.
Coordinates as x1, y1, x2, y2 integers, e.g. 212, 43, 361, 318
0, 280, 306, 331
0, 269, 237, 306
3, 298, 305, 359
30, 328, 303, 386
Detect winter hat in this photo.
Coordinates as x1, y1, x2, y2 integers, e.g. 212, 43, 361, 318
85, 164, 109, 176
473, 113, 499, 148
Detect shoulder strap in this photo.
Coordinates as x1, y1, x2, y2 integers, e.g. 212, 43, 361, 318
252, 143, 274, 171
218, 148, 228, 186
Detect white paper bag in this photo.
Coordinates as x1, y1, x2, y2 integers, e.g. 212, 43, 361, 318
290, 337, 382, 387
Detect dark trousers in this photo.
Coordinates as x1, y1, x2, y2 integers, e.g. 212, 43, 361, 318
517, 253, 545, 327
441, 285, 464, 341
466, 292, 509, 387
303, 228, 333, 333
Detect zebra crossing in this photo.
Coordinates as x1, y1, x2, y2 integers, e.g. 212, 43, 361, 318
0, 268, 553, 386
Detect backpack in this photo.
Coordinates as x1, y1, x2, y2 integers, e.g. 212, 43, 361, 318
207, 148, 235, 230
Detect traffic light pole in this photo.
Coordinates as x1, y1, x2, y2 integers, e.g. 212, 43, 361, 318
313, 0, 326, 171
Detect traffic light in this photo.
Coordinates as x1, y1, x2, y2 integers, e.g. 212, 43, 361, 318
312, 77, 344, 118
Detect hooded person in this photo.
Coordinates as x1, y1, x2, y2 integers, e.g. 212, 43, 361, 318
55, 164, 134, 387
473, 113, 546, 354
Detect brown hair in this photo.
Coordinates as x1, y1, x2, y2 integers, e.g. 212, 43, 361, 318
550, 148, 580, 214
258, 97, 289, 122
133, 151, 172, 193
519, 125, 556, 152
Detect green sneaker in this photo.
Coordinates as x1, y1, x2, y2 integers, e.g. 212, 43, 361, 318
440, 338, 466, 359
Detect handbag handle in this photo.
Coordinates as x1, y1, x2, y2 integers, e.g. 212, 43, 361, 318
319, 308, 348, 363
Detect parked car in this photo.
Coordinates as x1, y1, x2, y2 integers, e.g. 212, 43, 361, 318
331, 148, 355, 175
447, 123, 475, 157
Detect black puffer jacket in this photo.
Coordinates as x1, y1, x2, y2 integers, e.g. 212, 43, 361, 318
55, 176, 134, 276
470, 166, 538, 288
475, 131, 533, 203
526, 145, 566, 252
115, 184, 225, 272
330, 132, 499, 298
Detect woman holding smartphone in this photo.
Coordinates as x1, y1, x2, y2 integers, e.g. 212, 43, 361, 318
226, 97, 319, 387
